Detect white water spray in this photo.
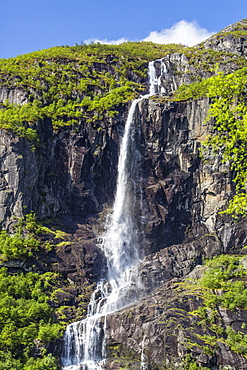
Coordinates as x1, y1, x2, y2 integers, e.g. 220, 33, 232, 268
61, 59, 166, 370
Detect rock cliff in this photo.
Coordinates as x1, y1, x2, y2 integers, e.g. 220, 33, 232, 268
104, 97, 247, 369
0, 19, 247, 370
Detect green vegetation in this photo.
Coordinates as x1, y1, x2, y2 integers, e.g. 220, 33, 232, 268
0, 216, 41, 262
205, 69, 247, 217
192, 255, 246, 309
0, 213, 62, 261
0, 42, 185, 140
173, 78, 209, 100
0, 100, 41, 141
181, 255, 247, 359
0, 229, 40, 261
184, 48, 247, 76
173, 67, 247, 217
171, 23, 247, 219
0, 213, 79, 369
0, 268, 63, 369
181, 354, 204, 370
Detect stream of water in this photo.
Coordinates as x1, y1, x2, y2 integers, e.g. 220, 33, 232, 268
61, 59, 166, 370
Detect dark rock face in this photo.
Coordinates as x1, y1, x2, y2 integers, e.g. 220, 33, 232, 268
137, 98, 239, 254
0, 114, 125, 225
103, 98, 247, 369
106, 278, 247, 370
0, 93, 246, 368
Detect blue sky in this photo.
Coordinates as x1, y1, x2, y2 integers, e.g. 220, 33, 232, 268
1, 0, 247, 59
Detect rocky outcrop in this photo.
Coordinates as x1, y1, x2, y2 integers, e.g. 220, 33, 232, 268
153, 20, 247, 96
0, 86, 28, 105
136, 97, 237, 253
0, 112, 125, 226
203, 19, 247, 56
106, 276, 247, 370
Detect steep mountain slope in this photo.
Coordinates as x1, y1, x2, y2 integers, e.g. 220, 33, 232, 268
0, 20, 247, 369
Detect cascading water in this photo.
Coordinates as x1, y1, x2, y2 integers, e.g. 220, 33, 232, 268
149, 59, 167, 95
61, 59, 166, 370
140, 335, 148, 370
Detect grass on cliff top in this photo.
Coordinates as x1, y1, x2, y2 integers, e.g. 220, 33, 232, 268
0, 38, 245, 140
0, 41, 185, 139
0, 41, 185, 87
0, 41, 185, 67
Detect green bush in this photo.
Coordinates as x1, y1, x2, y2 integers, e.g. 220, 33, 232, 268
205, 69, 247, 217
0, 231, 40, 261
182, 255, 247, 359
0, 213, 69, 261
0, 214, 77, 368
24, 354, 58, 370
0, 268, 63, 369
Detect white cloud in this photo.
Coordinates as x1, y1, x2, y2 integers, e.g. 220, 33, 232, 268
83, 20, 214, 47
143, 20, 214, 46
84, 37, 129, 45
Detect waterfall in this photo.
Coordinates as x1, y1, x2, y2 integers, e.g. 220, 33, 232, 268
148, 59, 167, 95
61, 59, 166, 370
140, 335, 148, 370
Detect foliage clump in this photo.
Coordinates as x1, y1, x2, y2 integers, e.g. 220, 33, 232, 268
173, 67, 247, 217
181, 255, 247, 359
204, 68, 247, 217
0, 213, 77, 369
0, 214, 41, 262
0, 213, 59, 261
0, 268, 63, 369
